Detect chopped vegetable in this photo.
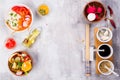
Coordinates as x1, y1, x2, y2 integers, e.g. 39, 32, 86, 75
8, 51, 32, 76
12, 62, 17, 69
110, 19, 116, 29
17, 62, 23, 68
108, 6, 113, 16
86, 6, 96, 13
6, 5, 32, 31
24, 56, 30, 61
107, 6, 116, 29
22, 60, 32, 72
15, 57, 20, 62
16, 70, 23, 76
22, 53, 27, 57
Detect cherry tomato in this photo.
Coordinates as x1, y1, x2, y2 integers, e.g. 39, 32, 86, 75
24, 56, 30, 62
5, 38, 16, 49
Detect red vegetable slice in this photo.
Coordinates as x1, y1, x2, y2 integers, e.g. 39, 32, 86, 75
12, 6, 31, 16
108, 6, 113, 16
12, 6, 20, 11
86, 6, 97, 13
110, 19, 116, 29
97, 7, 103, 13
24, 56, 30, 62
12, 6, 21, 14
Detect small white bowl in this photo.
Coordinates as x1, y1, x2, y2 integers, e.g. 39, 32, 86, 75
98, 60, 114, 75
97, 44, 113, 59
97, 27, 112, 42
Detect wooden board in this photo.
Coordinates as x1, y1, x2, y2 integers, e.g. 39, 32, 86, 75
94, 27, 113, 74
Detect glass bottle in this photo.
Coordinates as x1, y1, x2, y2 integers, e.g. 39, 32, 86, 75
22, 29, 40, 48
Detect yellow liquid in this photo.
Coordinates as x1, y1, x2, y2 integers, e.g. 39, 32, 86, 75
23, 29, 40, 48
38, 4, 49, 16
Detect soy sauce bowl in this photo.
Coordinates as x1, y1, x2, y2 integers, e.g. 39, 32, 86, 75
97, 44, 113, 59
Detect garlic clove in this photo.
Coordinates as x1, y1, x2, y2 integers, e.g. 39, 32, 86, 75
104, 30, 109, 36
101, 36, 107, 41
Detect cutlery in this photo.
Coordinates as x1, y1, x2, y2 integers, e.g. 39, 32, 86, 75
105, 66, 119, 77
94, 49, 104, 52
85, 24, 91, 76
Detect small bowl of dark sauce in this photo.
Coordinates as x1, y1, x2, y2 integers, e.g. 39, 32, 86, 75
97, 44, 113, 59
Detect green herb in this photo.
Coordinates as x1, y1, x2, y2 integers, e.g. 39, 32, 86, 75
14, 14, 17, 17
25, 71, 28, 75
12, 23, 17, 27
39, 9, 46, 15
17, 62, 23, 68
10, 13, 13, 16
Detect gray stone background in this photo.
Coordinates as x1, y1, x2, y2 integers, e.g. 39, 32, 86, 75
0, 0, 120, 80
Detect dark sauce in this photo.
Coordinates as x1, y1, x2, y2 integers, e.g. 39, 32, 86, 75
99, 45, 111, 57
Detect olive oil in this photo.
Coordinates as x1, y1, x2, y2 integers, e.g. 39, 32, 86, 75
23, 29, 40, 48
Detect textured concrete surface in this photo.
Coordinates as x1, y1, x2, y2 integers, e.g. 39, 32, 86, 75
0, 0, 120, 80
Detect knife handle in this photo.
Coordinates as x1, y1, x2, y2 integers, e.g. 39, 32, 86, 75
85, 61, 91, 76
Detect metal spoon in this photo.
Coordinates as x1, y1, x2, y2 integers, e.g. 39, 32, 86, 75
105, 66, 119, 77
94, 49, 104, 52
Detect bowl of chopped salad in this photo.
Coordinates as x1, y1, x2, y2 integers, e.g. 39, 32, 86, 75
8, 51, 33, 76
5, 4, 33, 31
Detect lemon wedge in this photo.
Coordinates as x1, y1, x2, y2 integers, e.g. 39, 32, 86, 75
22, 60, 32, 72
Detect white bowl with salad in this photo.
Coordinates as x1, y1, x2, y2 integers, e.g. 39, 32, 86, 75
5, 4, 33, 31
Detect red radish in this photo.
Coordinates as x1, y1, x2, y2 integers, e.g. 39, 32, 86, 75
86, 6, 97, 13
87, 13, 96, 21
97, 7, 103, 13
95, 14, 99, 20
5, 38, 16, 49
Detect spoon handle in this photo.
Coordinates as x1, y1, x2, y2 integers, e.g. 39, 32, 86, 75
94, 49, 104, 52
105, 66, 119, 77
111, 70, 119, 77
